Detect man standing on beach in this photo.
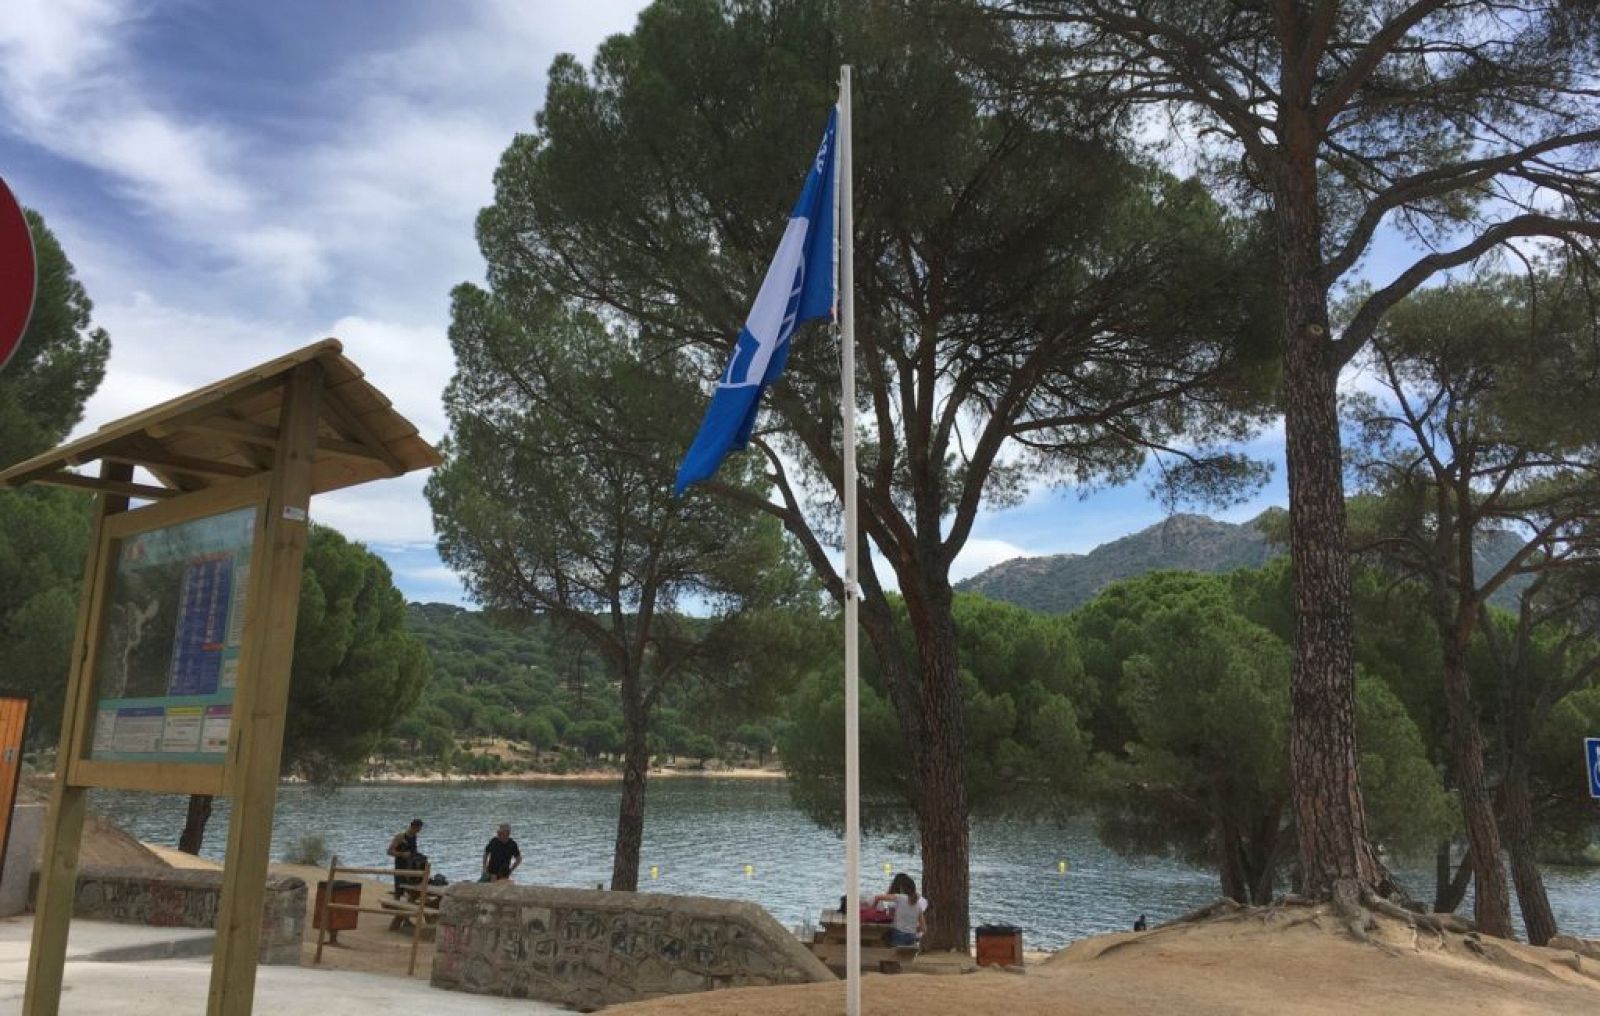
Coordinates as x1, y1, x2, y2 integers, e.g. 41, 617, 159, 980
483, 823, 522, 882
387, 818, 425, 897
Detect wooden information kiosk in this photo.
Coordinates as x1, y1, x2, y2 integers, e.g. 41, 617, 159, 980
0, 340, 439, 1015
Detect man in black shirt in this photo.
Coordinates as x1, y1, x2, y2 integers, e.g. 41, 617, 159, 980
387, 818, 425, 897
482, 823, 522, 882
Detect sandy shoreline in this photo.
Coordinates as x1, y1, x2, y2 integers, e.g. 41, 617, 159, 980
352, 767, 786, 786
133, 840, 1600, 1013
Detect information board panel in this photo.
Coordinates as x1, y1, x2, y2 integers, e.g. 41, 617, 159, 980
86, 506, 255, 763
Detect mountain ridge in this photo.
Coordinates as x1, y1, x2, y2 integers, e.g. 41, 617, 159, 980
958, 509, 1527, 614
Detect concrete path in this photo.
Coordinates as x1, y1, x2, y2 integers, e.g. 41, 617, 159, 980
0, 918, 564, 1014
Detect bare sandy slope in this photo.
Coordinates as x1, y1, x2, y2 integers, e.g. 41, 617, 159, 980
608, 904, 1600, 1016
19, 776, 165, 869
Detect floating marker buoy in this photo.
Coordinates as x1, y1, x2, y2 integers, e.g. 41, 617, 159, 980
883, 862, 891, 874
744, 864, 755, 878
1057, 859, 1068, 874
650, 865, 659, 880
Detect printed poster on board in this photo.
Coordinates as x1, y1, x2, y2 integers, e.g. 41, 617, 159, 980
88, 506, 255, 764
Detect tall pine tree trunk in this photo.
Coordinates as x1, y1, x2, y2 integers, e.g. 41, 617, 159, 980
179, 793, 213, 855
1439, 635, 1512, 937
1502, 756, 1556, 944
1214, 799, 1248, 904
1276, 156, 1379, 898
907, 591, 970, 951
610, 668, 648, 892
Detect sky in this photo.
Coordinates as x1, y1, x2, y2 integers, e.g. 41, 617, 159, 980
0, 0, 1294, 607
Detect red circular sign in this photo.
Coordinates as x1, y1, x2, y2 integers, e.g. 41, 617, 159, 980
0, 176, 38, 373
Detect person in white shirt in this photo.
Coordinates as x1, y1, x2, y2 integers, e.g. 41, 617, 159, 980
872, 872, 929, 947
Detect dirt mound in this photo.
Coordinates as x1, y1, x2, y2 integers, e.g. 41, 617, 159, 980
608, 900, 1600, 1016
75, 811, 165, 868
17, 775, 166, 870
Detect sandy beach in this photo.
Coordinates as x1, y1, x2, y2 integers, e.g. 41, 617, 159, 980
139, 836, 1600, 1013
354, 766, 786, 786
608, 904, 1600, 1016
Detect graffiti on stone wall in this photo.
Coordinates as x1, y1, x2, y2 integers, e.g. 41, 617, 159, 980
432, 888, 830, 1008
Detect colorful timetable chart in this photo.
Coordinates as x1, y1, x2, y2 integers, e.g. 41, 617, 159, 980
87, 506, 255, 764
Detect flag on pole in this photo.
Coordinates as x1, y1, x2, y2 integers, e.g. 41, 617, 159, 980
674, 110, 838, 494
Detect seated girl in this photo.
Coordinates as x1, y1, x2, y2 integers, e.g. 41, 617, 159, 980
872, 872, 929, 947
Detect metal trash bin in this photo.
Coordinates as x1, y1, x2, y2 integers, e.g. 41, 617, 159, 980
314, 879, 361, 933
975, 924, 1023, 967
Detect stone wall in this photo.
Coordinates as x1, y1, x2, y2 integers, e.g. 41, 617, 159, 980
0, 803, 44, 917
31, 865, 305, 964
431, 883, 833, 1010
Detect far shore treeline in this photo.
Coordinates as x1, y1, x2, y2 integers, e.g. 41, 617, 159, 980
4, 0, 1599, 956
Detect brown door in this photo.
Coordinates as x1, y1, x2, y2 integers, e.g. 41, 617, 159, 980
0, 694, 30, 882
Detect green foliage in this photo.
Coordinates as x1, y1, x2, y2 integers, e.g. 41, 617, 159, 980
1355, 672, 1456, 858
1087, 590, 1291, 901
0, 210, 110, 465
1072, 570, 1232, 752
781, 594, 1089, 833
0, 488, 92, 739
0, 209, 109, 739
283, 526, 430, 781
285, 833, 328, 867
1073, 564, 1452, 896
1534, 687, 1600, 861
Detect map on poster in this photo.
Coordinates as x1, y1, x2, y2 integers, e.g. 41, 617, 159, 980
88, 506, 255, 764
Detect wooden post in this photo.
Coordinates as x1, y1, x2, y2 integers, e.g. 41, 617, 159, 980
407, 862, 429, 977
313, 854, 337, 963
206, 363, 321, 1015
24, 463, 133, 1016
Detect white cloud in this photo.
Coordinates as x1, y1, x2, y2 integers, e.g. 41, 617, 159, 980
950, 537, 1030, 582
0, 0, 327, 300
323, 315, 452, 442
402, 564, 463, 586
311, 472, 438, 547
12, 3, 649, 561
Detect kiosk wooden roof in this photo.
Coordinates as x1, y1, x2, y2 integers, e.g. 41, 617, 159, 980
0, 338, 440, 499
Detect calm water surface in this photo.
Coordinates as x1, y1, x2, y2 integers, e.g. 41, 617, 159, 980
91, 778, 1600, 950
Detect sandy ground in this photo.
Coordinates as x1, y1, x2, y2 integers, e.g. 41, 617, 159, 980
608, 905, 1600, 1016
364, 766, 784, 784
148, 845, 439, 977
123, 830, 1600, 1014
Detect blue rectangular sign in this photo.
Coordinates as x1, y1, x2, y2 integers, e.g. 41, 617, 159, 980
1588, 738, 1600, 799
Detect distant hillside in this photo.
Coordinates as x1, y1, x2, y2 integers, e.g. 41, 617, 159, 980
957, 512, 1281, 614
957, 510, 1530, 615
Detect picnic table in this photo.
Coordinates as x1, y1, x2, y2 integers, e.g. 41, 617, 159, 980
381, 884, 444, 931
808, 910, 919, 975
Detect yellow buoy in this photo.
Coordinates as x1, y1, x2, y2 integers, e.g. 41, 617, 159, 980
1057, 859, 1068, 874
650, 865, 659, 880
744, 864, 755, 878
883, 862, 892, 874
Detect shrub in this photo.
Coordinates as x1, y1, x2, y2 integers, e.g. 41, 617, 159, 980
286, 833, 329, 867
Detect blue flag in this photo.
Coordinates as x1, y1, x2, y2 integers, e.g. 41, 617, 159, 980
675, 110, 838, 494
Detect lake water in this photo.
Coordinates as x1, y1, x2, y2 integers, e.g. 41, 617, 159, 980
90, 778, 1600, 950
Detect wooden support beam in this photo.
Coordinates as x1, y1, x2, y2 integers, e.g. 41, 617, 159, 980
179, 415, 389, 466
178, 416, 279, 448
107, 437, 259, 482
206, 363, 321, 1016
140, 373, 287, 438
24, 463, 133, 1016
32, 471, 178, 501
319, 397, 404, 477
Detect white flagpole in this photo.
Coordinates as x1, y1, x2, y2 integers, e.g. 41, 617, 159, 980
838, 63, 862, 1016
